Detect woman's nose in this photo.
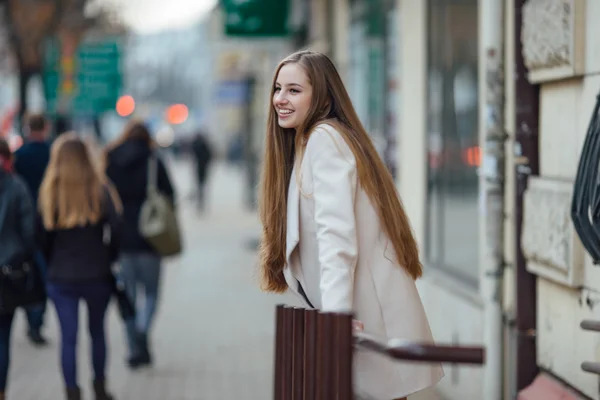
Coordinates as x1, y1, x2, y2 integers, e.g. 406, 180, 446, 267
274, 92, 288, 105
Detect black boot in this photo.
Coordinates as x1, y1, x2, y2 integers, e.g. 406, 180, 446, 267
27, 328, 49, 346
93, 380, 114, 400
66, 386, 81, 400
137, 333, 152, 365
127, 333, 152, 369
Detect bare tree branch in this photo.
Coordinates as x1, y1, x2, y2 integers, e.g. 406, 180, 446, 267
0, 0, 126, 127
4, 0, 126, 72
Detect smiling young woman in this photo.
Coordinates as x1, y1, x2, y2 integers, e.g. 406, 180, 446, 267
258, 50, 444, 399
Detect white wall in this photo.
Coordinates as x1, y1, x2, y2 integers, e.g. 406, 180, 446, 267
530, 57, 600, 400
398, 0, 427, 247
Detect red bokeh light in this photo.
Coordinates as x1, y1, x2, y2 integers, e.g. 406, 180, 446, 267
166, 104, 189, 125
116, 95, 135, 117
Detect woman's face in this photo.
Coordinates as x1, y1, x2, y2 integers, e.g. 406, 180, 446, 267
273, 63, 313, 130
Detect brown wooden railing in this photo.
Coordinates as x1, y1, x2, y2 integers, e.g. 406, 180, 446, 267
273, 305, 486, 400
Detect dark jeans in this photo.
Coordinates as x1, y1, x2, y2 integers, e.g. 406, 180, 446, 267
47, 282, 112, 389
0, 311, 15, 392
119, 252, 161, 357
25, 251, 47, 332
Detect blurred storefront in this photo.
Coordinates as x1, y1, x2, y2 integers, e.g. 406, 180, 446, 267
425, 0, 479, 285
347, 0, 398, 175
397, 1, 486, 399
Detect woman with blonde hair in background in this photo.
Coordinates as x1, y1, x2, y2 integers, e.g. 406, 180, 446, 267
258, 50, 444, 399
39, 133, 121, 400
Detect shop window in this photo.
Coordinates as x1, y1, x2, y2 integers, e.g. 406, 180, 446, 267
425, 0, 479, 286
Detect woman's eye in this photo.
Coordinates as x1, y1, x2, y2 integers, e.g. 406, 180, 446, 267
290, 89, 299, 94
274, 87, 281, 92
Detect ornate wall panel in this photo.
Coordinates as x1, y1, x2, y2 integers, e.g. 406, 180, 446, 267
522, 177, 584, 287
521, 0, 586, 83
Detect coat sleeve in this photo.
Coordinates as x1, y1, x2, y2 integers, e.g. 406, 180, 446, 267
104, 187, 123, 263
157, 157, 176, 204
307, 126, 359, 313
15, 178, 36, 257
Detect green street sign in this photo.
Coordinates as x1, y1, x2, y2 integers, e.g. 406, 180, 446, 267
43, 37, 122, 115
223, 0, 290, 37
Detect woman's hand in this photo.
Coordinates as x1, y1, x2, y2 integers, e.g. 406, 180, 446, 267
352, 319, 364, 332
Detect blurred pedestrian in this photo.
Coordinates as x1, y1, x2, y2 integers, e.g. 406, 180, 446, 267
105, 120, 175, 369
39, 133, 121, 400
13, 113, 51, 346
191, 130, 213, 212
0, 138, 37, 400
258, 51, 444, 400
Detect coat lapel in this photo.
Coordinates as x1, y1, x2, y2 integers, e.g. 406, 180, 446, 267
285, 170, 300, 265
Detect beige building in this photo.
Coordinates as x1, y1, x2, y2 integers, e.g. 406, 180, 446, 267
312, 0, 600, 399
394, 0, 599, 399
204, 5, 294, 156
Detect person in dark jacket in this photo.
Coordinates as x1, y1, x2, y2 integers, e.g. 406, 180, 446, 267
13, 113, 51, 346
0, 138, 36, 400
39, 133, 121, 400
105, 120, 175, 369
191, 131, 213, 212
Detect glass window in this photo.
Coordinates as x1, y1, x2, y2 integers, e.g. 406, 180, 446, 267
348, 0, 392, 166
384, 0, 400, 178
426, 0, 480, 286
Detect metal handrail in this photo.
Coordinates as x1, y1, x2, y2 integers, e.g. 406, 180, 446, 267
580, 319, 600, 332
354, 332, 486, 365
273, 305, 487, 399
581, 319, 600, 375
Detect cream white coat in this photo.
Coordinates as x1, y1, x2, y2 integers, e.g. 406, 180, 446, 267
283, 124, 444, 399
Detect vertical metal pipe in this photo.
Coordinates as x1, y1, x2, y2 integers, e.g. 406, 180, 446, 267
316, 312, 333, 400
303, 310, 318, 399
513, 0, 539, 392
333, 313, 354, 400
325, 0, 335, 59
274, 305, 285, 400
243, 75, 257, 211
292, 308, 305, 399
282, 306, 294, 399
480, 0, 506, 398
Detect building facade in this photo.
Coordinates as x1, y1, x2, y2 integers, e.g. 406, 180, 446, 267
319, 0, 600, 399
396, 0, 600, 399
217, 0, 600, 397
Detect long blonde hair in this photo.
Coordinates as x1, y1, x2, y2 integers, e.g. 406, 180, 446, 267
258, 50, 423, 293
39, 133, 122, 230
